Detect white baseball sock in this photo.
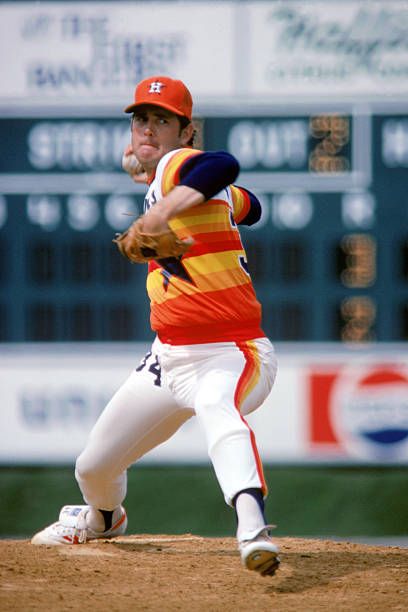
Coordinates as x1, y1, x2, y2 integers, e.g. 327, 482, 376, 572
235, 490, 267, 542
85, 508, 107, 532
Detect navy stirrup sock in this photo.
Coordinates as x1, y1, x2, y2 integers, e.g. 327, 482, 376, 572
99, 509, 114, 531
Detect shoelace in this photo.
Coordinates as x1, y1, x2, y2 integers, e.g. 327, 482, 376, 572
73, 508, 89, 544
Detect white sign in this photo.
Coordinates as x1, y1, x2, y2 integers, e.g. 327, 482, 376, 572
249, 1, 408, 99
0, 2, 234, 105
1, 1, 408, 108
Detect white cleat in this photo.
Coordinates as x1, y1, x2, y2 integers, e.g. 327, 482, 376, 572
31, 505, 127, 545
238, 526, 280, 576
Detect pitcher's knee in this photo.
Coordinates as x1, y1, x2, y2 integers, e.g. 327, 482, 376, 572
75, 451, 110, 485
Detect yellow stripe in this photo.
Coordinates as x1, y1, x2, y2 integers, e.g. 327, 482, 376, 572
170, 220, 236, 236
230, 185, 246, 223
149, 251, 247, 287
147, 263, 251, 304
236, 341, 261, 407
186, 251, 245, 275
244, 341, 261, 399
192, 267, 251, 292
170, 214, 232, 232
175, 202, 229, 218
162, 149, 202, 195
169, 202, 232, 233
147, 270, 198, 304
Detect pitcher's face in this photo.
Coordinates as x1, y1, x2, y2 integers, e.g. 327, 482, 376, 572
130, 105, 193, 174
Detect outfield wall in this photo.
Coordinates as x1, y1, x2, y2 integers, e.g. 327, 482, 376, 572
1, 342, 408, 466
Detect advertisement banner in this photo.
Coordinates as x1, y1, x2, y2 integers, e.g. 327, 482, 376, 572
249, 1, 408, 99
1, 344, 408, 465
0, 1, 234, 106
308, 362, 408, 462
1, 1, 408, 108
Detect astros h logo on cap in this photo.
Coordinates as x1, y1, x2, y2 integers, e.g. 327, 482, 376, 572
124, 76, 193, 120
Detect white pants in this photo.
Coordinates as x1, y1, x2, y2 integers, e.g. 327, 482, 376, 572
75, 336, 277, 508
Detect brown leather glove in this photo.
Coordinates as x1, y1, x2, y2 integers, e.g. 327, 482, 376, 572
113, 217, 193, 263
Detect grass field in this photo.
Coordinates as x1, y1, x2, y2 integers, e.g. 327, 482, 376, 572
1, 465, 407, 539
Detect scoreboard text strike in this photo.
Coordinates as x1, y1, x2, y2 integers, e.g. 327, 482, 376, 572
0, 108, 407, 342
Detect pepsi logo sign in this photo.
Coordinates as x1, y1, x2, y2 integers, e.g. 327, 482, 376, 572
309, 364, 408, 462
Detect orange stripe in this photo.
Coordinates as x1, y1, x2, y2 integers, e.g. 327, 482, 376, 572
111, 511, 127, 531
234, 341, 267, 497
150, 283, 261, 328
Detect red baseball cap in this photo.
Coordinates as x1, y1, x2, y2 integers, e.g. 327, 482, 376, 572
124, 76, 193, 120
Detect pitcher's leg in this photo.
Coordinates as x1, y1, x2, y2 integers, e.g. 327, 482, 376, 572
193, 339, 277, 506
192, 340, 279, 575
75, 368, 192, 510
32, 354, 193, 546
194, 366, 266, 505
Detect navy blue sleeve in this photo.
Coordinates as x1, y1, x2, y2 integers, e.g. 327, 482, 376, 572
235, 186, 262, 226
178, 151, 240, 201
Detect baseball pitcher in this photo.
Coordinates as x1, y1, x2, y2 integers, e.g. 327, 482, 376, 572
32, 76, 279, 577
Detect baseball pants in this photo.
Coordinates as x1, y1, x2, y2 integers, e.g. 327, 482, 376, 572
75, 336, 277, 509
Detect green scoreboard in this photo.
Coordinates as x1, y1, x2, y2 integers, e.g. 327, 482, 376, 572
1, 106, 407, 343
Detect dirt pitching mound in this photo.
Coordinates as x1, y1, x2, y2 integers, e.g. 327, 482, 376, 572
1, 535, 407, 611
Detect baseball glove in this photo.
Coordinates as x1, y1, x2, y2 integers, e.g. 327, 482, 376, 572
113, 216, 192, 263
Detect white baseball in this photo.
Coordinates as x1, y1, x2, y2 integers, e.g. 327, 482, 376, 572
122, 152, 140, 174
